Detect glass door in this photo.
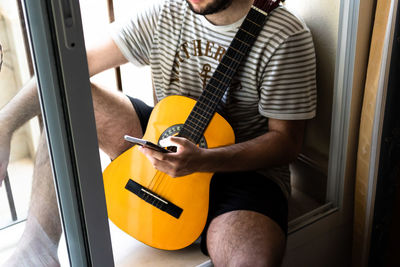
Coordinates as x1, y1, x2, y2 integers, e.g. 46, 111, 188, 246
19, 0, 114, 265
0, 0, 72, 266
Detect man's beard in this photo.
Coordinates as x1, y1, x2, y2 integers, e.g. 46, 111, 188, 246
186, 0, 234, 15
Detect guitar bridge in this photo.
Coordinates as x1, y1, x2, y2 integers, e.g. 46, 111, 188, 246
125, 179, 183, 219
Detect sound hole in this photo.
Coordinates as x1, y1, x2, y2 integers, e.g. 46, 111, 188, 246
159, 124, 208, 149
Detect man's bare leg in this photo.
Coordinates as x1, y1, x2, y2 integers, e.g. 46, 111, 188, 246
3, 131, 61, 267
206, 210, 286, 267
90, 83, 143, 159
3, 83, 144, 266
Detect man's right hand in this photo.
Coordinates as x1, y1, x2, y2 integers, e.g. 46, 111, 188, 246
0, 131, 11, 187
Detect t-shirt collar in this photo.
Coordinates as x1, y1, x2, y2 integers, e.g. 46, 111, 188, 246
197, 13, 246, 32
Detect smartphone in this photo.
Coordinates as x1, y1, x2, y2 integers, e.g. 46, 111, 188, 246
124, 135, 172, 153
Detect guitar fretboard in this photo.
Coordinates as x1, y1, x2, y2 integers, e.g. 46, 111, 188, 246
178, 7, 272, 144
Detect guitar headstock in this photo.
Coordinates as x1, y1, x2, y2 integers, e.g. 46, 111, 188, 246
253, 0, 282, 14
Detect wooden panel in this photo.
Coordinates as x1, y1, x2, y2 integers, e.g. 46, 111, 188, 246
353, 0, 392, 265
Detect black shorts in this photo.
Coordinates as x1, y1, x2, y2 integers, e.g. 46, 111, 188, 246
127, 96, 289, 255
128, 96, 153, 134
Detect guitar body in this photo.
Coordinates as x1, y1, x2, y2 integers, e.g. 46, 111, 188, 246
103, 95, 235, 250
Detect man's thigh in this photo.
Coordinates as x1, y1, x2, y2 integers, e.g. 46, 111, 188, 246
206, 210, 286, 267
91, 82, 146, 159
201, 171, 288, 266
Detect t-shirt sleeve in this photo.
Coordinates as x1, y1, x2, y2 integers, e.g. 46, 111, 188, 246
109, 1, 163, 66
259, 29, 317, 120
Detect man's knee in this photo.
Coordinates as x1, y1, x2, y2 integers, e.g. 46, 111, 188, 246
206, 211, 286, 267
208, 240, 284, 267
214, 254, 275, 267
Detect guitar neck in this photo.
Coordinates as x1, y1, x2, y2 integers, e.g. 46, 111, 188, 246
178, 4, 277, 143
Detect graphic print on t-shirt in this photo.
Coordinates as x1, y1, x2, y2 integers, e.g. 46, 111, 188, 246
171, 38, 242, 96
199, 63, 212, 89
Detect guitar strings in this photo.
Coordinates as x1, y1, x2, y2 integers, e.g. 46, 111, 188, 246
147, 4, 272, 197
148, 5, 269, 196
149, 169, 163, 189
179, 7, 267, 144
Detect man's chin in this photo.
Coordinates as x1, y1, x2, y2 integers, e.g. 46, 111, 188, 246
185, 0, 232, 16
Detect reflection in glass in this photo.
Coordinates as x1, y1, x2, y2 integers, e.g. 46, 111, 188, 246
0, 1, 69, 266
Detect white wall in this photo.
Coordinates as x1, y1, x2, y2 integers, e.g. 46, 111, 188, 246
285, 0, 340, 162
79, 0, 154, 106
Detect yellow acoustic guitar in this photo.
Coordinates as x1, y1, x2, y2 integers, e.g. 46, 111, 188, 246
103, 0, 281, 250
103, 95, 234, 250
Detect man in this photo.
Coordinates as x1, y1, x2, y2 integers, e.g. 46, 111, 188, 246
0, 0, 316, 266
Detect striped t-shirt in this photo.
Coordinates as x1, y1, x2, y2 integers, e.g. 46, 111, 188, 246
110, 0, 317, 197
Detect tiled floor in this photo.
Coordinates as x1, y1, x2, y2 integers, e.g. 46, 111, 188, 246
0, 158, 33, 265
0, 154, 321, 266
0, 155, 210, 266
0, 158, 33, 227
0, 220, 210, 267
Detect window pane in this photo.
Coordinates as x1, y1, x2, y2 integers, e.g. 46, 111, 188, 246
0, 1, 69, 266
